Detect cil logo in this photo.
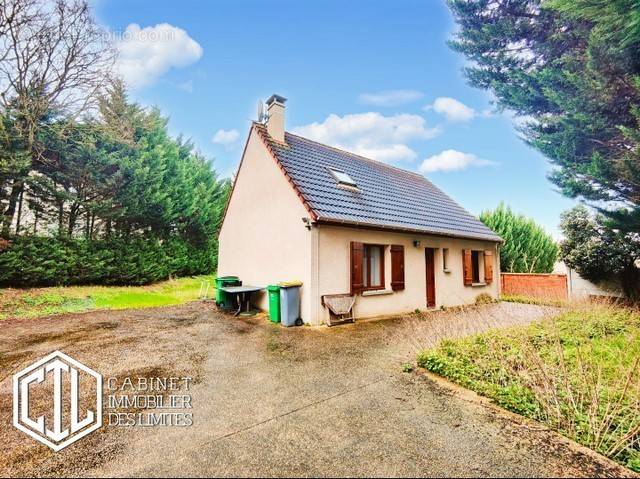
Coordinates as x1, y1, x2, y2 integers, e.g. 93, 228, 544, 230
13, 351, 102, 451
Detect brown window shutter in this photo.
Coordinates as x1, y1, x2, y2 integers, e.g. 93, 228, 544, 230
390, 245, 405, 291
484, 250, 494, 284
350, 242, 364, 294
462, 249, 473, 286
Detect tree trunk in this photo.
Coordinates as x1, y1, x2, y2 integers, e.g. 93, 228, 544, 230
2, 179, 23, 237
68, 204, 79, 236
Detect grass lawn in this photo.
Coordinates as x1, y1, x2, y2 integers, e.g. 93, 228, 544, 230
0, 275, 215, 320
417, 303, 640, 472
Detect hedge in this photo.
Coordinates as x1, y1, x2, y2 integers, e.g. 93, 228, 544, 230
0, 235, 216, 287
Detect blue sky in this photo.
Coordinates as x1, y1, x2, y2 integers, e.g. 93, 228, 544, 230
93, 0, 577, 236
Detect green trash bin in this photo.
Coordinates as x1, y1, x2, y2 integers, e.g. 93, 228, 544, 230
267, 285, 281, 322
215, 276, 241, 308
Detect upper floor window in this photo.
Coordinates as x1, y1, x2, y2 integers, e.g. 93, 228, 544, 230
328, 168, 357, 187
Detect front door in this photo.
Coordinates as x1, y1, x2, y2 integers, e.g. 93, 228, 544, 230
425, 248, 436, 308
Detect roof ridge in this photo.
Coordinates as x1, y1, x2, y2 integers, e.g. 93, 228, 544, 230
284, 130, 426, 180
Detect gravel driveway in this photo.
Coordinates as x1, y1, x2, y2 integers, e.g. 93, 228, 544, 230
0, 302, 631, 477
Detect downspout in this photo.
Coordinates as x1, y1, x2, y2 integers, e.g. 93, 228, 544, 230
307, 220, 320, 325
496, 243, 502, 299
315, 223, 320, 324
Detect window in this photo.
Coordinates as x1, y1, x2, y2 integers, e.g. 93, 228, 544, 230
442, 248, 450, 272
328, 168, 357, 187
471, 250, 481, 283
463, 249, 493, 286
363, 244, 384, 289
351, 242, 397, 294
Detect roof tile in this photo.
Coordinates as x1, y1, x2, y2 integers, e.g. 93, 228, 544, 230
255, 124, 502, 242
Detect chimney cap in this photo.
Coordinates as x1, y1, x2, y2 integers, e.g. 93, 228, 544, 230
266, 94, 287, 105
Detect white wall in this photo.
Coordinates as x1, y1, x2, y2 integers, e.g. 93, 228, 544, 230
315, 225, 500, 324
553, 261, 622, 299
217, 127, 314, 320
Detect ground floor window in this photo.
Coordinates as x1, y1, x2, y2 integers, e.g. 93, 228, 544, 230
463, 248, 493, 286
472, 250, 481, 283
363, 244, 384, 289
442, 248, 450, 271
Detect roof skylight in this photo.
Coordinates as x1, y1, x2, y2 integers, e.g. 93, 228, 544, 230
329, 168, 357, 187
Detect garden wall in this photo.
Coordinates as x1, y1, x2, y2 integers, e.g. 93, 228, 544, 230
500, 273, 568, 300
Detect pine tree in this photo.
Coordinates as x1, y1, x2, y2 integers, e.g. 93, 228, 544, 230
447, 0, 640, 231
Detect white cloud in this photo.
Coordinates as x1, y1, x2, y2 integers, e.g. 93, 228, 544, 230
358, 89, 424, 107
177, 80, 194, 93
419, 149, 495, 173
425, 97, 476, 122
115, 23, 203, 89
292, 112, 440, 163
212, 129, 240, 147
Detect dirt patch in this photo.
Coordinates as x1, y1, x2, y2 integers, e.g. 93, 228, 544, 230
0, 302, 212, 478
95, 321, 120, 330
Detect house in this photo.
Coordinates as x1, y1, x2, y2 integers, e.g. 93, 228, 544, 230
217, 95, 502, 325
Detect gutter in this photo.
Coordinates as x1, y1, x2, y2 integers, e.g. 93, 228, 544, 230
314, 217, 504, 243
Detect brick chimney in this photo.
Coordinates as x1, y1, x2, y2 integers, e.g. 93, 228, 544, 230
266, 94, 287, 143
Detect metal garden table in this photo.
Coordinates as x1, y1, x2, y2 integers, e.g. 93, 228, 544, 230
221, 285, 264, 316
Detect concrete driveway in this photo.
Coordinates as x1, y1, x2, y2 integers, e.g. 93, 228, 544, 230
0, 302, 630, 477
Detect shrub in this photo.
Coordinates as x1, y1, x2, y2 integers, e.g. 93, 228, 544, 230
0, 235, 216, 287
475, 293, 495, 305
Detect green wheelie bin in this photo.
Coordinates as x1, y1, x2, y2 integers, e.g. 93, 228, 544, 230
215, 276, 241, 308
267, 285, 281, 322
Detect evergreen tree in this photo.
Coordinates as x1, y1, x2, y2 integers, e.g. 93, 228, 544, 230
0, 81, 229, 286
447, 0, 640, 231
480, 203, 558, 273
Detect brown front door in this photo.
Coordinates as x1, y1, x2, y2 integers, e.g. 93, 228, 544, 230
425, 248, 436, 308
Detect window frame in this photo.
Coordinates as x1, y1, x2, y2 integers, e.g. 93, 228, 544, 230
328, 167, 357, 187
363, 244, 385, 291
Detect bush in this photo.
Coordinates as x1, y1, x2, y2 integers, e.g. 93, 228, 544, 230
0, 235, 216, 287
475, 293, 495, 305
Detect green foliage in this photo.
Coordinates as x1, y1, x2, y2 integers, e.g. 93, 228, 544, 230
0, 81, 230, 286
418, 305, 640, 471
447, 0, 640, 231
560, 205, 640, 300
0, 235, 215, 287
480, 203, 558, 273
401, 362, 414, 373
